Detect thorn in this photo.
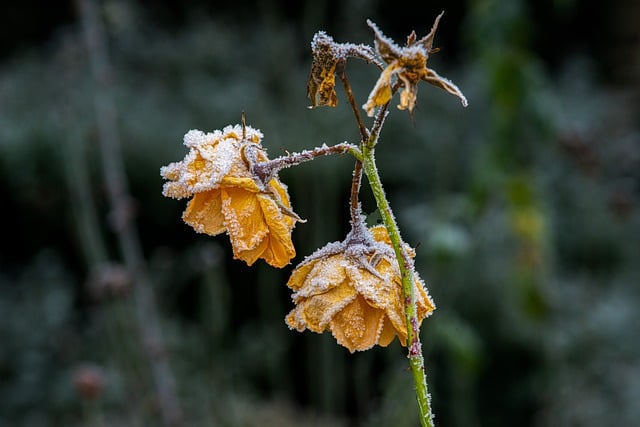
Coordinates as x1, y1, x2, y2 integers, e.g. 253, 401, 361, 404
241, 111, 247, 141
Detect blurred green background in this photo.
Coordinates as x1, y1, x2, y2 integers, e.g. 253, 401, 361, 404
1, 0, 639, 426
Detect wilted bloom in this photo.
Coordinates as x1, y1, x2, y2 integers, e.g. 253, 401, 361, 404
307, 31, 380, 108
286, 221, 435, 352
363, 12, 468, 116
161, 125, 300, 268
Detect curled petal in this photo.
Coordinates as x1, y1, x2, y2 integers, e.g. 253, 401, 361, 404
256, 193, 296, 268
423, 68, 468, 107
367, 19, 402, 63
182, 190, 225, 235
293, 256, 347, 297
287, 281, 358, 332
330, 295, 385, 353
307, 32, 340, 108
418, 11, 444, 53
397, 75, 419, 112
378, 318, 398, 347
308, 60, 339, 108
221, 187, 269, 255
362, 63, 399, 116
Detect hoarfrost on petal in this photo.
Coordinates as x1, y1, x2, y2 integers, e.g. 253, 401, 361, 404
294, 256, 347, 297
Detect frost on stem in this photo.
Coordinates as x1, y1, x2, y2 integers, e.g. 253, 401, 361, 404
285, 216, 435, 353
363, 12, 468, 117
251, 142, 357, 185
307, 31, 382, 108
160, 125, 301, 268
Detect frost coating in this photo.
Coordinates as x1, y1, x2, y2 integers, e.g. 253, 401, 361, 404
363, 13, 468, 116
307, 30, 382, 108
286, 222, 435, 353
160, 124, 300, 268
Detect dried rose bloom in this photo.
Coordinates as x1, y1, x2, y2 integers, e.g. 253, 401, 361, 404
161, 125, 299, 268
286, 222, 435, 352
363, 12, 468, 116
307, 31, 380, 108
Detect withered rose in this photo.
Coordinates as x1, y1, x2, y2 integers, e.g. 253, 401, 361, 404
286, 223, 435, 352
161, 125, 299, 268
363, 13, 468, 116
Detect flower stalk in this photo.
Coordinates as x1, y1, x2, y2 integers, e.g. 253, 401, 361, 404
362, 142, 433, 427
161, 14, 467, 427
251, 142, 359, 184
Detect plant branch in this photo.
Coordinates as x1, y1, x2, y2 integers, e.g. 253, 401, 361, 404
251, 142, 359, 184
336, 62, 370, 141
349, 160, 364, 226
361, 123, 434, 427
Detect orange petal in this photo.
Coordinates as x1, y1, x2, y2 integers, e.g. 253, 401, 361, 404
220, 176, 260, 192
294, 255, 347, 297
347, 257, 394, 306
290, 281, 357, 333
330, 295, 385, 352
259, 235, 295, 268
221, 187, 268, 254
235, 237, 268, 267
285, 309, 306, 332
363, 64, 399, 117
415, 275, 436, 319
257, 194, 295, 268
182, 190, 226, 235
267, 178, 293, 209
378, 317, 399, 347
287, 260, 317, 291
423, 67, 468, 107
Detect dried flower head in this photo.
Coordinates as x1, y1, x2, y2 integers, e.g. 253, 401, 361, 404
363, 12, 468, 116
307, 31, 381, 108
286, 221, 435, 352
161, 125, 299, 268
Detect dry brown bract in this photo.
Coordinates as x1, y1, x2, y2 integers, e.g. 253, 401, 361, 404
363, 12, 468, 116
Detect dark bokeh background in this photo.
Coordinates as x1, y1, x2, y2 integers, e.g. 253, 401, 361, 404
1, 1, 639, 426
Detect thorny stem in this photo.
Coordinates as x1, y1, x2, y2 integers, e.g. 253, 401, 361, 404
349, 160, 364, 226
251, 142, 359, 183
333, 64, 432, 423
337, 63, 369, 141
361, 108, 434, 427
336, 66, 368, 234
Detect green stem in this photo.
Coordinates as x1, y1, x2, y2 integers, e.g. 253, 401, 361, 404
361, 135, 434, 427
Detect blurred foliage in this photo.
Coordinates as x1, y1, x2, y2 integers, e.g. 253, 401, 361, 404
1, 1, 639, 426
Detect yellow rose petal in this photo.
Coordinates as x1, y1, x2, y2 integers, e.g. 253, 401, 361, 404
182, 190, 226, 235
257, 194, 296, 268
378, 317, 399, 347
221, 187, 269, 253
293, 281, 357, 333
330, 296, 385, 353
